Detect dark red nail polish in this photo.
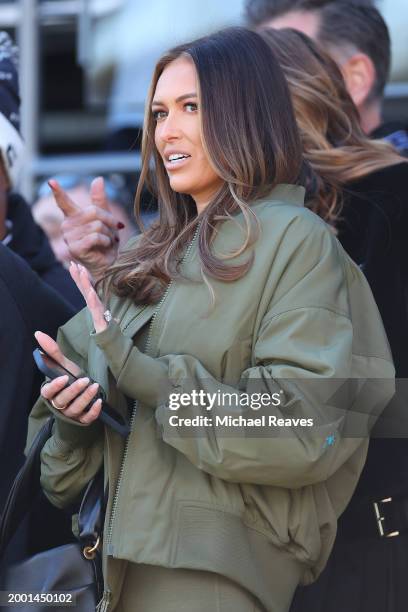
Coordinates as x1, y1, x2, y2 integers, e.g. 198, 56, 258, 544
114, 236, 120, 243
117, 222, 125, 229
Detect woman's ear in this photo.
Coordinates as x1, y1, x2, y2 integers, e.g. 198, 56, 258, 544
340, 52, 376, 110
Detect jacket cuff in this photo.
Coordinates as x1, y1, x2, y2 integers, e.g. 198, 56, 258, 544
92, 321, 167, 406
45, 399, 103, 450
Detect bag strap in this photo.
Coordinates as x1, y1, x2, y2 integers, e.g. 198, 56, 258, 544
0, 417, 54, 558
0, 417, 105, 560
78, 466, 105, 545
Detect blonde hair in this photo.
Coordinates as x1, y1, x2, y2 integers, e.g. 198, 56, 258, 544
260, 28, 404, 226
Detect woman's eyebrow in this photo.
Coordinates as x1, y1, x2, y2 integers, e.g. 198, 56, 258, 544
152, 92, 197, 106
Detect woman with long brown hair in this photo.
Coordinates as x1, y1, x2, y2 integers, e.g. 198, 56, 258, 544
26, 27, 392, 612
261, 27, 408, 612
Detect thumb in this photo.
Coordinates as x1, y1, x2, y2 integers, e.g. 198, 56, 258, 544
34, 331, 81, 376
90, 176, 110, 211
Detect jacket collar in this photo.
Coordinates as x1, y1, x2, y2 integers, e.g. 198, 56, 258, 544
255, 184, 305, 208
104, 185, 305, 336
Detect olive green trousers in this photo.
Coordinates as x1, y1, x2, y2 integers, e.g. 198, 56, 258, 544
113, 563, 266, 612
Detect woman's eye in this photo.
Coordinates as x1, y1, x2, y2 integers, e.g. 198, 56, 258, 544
184, 102, 198, 112
152, 110, 167, 121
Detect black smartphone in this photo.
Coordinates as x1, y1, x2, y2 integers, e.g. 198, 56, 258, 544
33, 348, 130, 438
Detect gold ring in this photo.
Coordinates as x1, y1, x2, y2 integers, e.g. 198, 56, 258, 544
51, 399, 64, 410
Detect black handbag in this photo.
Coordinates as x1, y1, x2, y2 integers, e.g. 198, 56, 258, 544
0, 418, 105, 611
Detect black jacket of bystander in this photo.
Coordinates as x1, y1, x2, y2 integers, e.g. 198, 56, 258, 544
0, 243, 75, 512
6, 193, 84, 310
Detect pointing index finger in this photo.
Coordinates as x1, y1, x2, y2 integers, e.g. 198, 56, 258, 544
48, 179, 81, 217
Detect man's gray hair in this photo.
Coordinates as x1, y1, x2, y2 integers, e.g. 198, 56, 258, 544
245, 0, 391, 101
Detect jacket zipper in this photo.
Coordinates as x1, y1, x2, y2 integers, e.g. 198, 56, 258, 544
96, 590, 111, 612
102, 224, 199, 609
122, 304, 149, 334
105, 268, 176, 553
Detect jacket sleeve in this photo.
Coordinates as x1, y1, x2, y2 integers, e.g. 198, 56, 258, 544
26, 310, 104, 509
92, 221, 394, 489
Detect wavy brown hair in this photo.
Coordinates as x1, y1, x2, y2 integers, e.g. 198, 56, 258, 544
260, 28, 404, 226
101, 27, 309, 304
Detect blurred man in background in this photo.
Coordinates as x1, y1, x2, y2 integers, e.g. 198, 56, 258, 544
245, 0, 408, 153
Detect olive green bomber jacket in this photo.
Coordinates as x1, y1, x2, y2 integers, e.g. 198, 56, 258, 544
27, 185, 394, 609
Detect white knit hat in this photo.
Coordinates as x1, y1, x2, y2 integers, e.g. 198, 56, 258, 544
0, 32, 25, 188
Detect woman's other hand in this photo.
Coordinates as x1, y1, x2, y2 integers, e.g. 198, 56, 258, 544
49, 177, 120, 278
35, 331, 102, 424
69, 261, 107, 333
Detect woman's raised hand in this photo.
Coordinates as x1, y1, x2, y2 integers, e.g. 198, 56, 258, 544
35, 331, 103, 424
69, 261, 108, 334
49, 177, 120, 278
36, 262, 107, 425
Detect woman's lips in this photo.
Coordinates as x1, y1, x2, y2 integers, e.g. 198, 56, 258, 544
164, 155, 191, 171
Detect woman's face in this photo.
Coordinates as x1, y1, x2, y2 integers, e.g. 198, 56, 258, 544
152, 56, 224, 213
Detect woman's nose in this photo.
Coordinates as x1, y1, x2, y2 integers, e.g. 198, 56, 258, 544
158, 113, 181, 142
